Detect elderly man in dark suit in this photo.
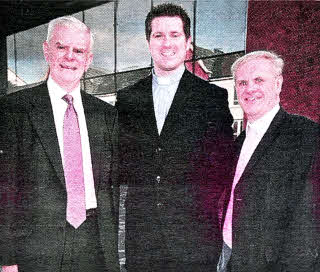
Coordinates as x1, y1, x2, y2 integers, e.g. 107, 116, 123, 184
116, 3, 234, 272
0, 16, 119, 272
218, 50, 320, 272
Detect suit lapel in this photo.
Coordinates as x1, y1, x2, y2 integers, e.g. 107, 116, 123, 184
239, 109, 286, 182
222, 110, 286, 225
81, 91, 104, 192
221, 131, 246, 225
29, 86, 109, 192
160, 70, 194, 139
28, 83, 65, 186
138, 75, 159, 139
234, 131, 246, 166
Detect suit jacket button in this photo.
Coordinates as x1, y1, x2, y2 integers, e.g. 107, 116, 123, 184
156, 176, 160, 183
0, 150, 3, 154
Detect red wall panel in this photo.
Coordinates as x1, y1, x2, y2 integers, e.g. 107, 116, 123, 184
246, 1, 320, 123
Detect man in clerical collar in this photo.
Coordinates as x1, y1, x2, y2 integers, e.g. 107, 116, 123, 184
116, 3, 234, 271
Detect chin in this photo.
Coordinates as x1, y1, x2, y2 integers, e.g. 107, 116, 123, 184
63, 74, 81, 82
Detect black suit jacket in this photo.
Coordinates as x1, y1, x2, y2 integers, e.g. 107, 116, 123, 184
224, 108, 320, 272
0, 83, 119, 271
116, 70, 234, 271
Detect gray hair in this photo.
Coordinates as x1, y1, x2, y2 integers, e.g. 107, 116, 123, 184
231, 50, 284, 79
47, 16, 94, 50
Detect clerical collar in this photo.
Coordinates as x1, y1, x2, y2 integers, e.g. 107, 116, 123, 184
152, 65, 185, 86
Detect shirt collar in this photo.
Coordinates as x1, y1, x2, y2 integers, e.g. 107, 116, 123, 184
247, 104, 280, 136
152, 65, 185, 86
47, 75, 81, 102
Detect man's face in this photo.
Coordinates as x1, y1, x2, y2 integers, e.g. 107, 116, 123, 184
235, 58, 283, 122
148, 16, 191, 77
43, 24, 92, 90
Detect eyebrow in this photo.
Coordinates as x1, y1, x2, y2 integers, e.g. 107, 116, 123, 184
55, 42, 86, 51
152, 30, 182, 34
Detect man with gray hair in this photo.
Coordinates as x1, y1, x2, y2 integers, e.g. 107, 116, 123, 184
0, 16, 119, 272
218, 50, 320, 271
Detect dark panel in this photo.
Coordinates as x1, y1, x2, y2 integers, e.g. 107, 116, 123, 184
0, 0, 112, 36
0, 33, 7, 96
82, 67, 152, 95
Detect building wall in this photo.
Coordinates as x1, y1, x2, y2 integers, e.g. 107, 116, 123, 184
211, 77, 244, 136
246, 0, 320, 123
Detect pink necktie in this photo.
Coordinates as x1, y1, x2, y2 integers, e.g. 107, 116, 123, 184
63, 94, 86, 229
1, 265, 18, 272
223, 126, 256, 248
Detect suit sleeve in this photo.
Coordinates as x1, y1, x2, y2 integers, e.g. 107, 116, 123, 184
280, 122, 320, 271
110, 110, 120, 225
115, 90, 133, 186
97, 106, 120, 272
204, 85, 234, 212
100, 106, 120, 228
189, 84, 234, 245
312, 134, 320, 270
0, 102, 18, 266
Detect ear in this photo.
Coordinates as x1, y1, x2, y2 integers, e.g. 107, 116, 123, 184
84, 52, 93, 72
146, 38, 151, 52
43, 41, 50, 63
275, 75, 283, 94
234, 85, 240, 104
186, 36, 192, 51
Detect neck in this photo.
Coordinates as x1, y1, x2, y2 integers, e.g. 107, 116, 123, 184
154, 65, 184, 78
51, 76, 80, 93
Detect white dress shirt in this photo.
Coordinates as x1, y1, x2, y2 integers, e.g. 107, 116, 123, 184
47, 76, 97, 209
152, 65, 185, 134
223, 104, 280, 248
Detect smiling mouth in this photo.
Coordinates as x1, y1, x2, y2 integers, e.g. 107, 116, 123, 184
243, 96, 263, 104
243, 92, 264, 103
161, 51, 175, 57
60, 64, 77, 70
245, 97, 257, 102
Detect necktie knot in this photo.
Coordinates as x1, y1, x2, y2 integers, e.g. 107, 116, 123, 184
63, 94, 74, 105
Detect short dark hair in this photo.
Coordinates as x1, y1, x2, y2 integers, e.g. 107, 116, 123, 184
145, 3, 191, 41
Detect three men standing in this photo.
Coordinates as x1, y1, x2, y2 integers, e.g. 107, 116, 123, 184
116, 3, 233, 271
0, 17, 119, 272
1, 4, 318, 272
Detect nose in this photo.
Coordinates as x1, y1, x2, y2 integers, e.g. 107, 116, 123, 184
247, 81, 258, 93
64, 48, 74, 60
162, 35, 171, 47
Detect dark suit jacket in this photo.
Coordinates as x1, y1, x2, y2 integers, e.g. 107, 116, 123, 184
224, 108, 320, 272
0, 83, 119, 271
116, 70, 234, 271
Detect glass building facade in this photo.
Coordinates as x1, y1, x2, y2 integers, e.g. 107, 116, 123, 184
7, 0, 248, 96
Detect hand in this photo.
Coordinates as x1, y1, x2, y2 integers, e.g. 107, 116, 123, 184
2, 265, 18, 272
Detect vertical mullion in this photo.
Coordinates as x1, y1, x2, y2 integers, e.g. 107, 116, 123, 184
114, 1, 118, 93
192, 0, 197, 74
